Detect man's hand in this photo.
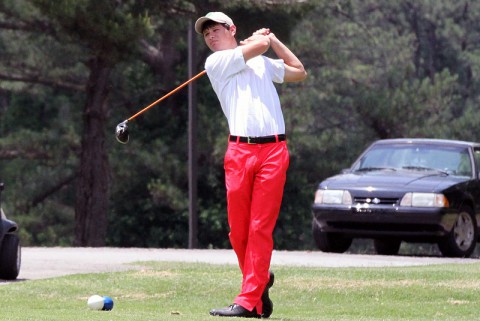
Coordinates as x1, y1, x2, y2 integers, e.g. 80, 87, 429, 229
239, 33, 270, 46
250, 29, 306, 82
252, 28, 271, 36
239, 28, 273, 45
239, 27, 307, 83
239, 32, 270, 61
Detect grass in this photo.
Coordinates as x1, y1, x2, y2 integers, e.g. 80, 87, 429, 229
0, 260, 479, 320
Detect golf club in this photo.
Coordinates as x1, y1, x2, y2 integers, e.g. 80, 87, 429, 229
115, 70, 207, 144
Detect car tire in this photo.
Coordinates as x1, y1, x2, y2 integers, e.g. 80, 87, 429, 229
312, 221, 352, 253
0, 234, 21, 280
438, 206, 477, 258
373, 238, 401, 255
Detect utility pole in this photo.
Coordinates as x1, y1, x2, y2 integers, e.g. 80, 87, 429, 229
188, 19, 198, 249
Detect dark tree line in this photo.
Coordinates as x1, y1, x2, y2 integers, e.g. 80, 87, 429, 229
1, 0, 480, 251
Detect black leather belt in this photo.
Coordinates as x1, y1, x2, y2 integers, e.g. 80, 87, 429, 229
229, 134, 286, 144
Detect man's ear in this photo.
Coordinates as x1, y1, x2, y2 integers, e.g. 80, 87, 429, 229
230, 25, 236, 36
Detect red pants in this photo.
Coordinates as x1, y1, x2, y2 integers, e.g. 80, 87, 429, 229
224, 139, 290, 314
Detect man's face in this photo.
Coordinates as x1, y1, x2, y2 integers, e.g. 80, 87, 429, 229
203, 23, 236, 52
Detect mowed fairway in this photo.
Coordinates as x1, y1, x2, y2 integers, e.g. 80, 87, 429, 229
0, 261, 479, 320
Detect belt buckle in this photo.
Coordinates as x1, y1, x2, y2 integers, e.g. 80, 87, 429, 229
247, 136, 256, 144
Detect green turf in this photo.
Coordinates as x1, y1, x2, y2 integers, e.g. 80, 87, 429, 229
0, 260, 479, 320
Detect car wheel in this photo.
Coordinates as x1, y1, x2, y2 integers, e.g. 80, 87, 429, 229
312, 221, 352, 253
0, 234, 21, 280
438, 206, 477, 258
373, 238, 401, 255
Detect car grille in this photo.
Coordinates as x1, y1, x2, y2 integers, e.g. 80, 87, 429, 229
353, 197, 399, 205
329, 222, 443, 233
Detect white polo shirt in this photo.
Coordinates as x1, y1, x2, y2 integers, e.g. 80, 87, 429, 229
205, 46, 285, 137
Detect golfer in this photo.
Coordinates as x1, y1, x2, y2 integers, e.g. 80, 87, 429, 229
195, 12, 307, 318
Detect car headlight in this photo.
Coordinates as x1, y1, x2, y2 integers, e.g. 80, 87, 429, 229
314, 189, 352, 205
400, 192, 449, 207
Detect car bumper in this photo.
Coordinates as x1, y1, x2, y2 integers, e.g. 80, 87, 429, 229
312, 204, 458, 239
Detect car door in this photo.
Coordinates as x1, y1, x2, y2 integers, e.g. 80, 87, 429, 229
470, 147, 480, 222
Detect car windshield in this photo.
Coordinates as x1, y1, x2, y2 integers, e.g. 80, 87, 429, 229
352, 143, 472, 177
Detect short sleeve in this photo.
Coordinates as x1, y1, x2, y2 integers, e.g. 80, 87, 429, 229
205, 47, 245, 83
267, 58, 285, 84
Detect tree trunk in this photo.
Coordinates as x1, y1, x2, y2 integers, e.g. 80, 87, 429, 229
74, 56, 111, 246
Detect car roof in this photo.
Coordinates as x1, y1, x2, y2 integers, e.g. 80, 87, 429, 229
371, 138, 480, 148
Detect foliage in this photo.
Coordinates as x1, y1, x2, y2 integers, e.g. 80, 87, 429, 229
31, 0, 153, 62
2, 0, 480, 251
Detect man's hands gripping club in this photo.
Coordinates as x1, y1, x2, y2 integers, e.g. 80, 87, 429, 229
241, 28, 307, 83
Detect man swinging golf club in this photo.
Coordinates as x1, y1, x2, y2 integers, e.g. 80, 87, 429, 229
195, 12, 307, 318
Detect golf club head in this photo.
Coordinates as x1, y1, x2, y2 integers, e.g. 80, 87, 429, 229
115, 121, 129, 144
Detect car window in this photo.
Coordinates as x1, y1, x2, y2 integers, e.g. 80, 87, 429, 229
456, 151, 472, 176
474, 149, 480, 177
353, 144, 471, 176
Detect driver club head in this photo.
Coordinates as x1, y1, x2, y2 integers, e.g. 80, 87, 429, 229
115, 121, 129, 144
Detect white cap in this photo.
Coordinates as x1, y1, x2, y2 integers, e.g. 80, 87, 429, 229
195, 12, 234, 34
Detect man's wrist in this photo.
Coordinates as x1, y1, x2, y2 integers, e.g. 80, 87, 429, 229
268, 34, 281, 46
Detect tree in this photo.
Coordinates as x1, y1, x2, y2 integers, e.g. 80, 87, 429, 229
0, 0, 154, 245
7, 0, 480, 253
274, 0, 480, 249
34, 0, 160, 246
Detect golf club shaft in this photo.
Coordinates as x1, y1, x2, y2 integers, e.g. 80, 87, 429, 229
126, 70, 207, 122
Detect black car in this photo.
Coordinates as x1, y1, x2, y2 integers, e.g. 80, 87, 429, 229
312, 138, 480, 258
0, 183, 21, 280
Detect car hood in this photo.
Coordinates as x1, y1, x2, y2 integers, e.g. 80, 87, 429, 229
320, 170, 468, 193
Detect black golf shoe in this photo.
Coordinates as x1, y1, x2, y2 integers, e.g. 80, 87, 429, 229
209, 304, 261, 318
261, 271, 274, 318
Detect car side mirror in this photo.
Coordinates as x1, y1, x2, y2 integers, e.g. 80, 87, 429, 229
341, 168, 351, 174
